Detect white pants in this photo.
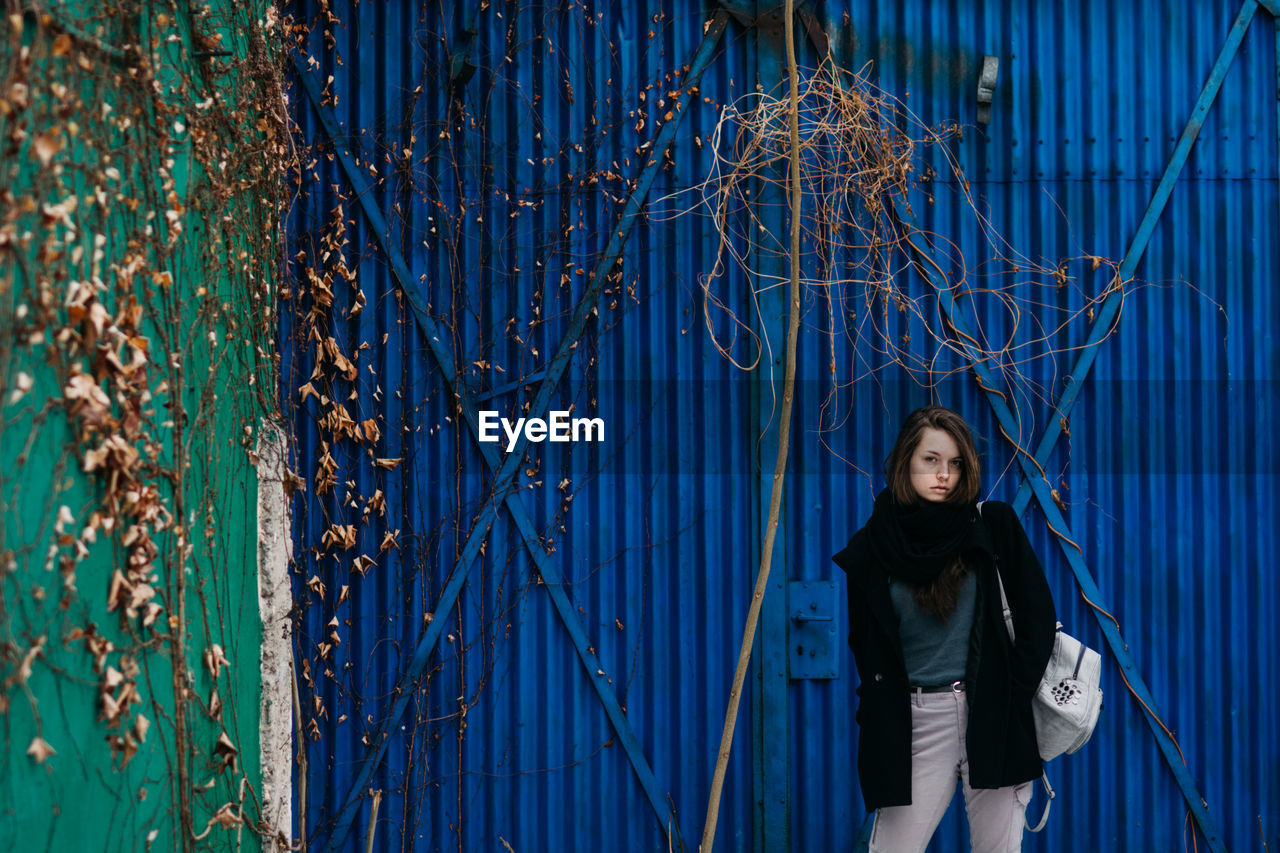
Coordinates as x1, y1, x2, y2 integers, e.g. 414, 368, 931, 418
868, 685, 1033, 853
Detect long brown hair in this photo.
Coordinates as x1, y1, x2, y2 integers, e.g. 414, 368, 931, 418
884, 406, 982, 506
884, 406, 983, 618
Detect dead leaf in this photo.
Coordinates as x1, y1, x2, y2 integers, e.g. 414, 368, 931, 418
206, 802, 242, 830
142, 601, 163, 627
213, 731, 238, 771
320, 523, 356, 551
204, 644, 230, 680
99, 689, 121, 723
64, 372, 112, 426
13, 635, 45, 685
111, 732, 139, 766
106, 570, 129, 612
82, 444, 110, 472
26, 736, 55, 763
7, 371, 32, 404
31, 129, 62, 166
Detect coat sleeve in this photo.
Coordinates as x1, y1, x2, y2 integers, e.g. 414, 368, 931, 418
991, 502, 1057, 698
834, 533, 870, 661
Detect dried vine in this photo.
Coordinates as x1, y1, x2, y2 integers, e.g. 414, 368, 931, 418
1, 0, 290, 848
658, 56, 1141, 488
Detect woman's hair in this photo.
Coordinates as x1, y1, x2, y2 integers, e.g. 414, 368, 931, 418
884, 405, 982, 506
885, 406, 983, 619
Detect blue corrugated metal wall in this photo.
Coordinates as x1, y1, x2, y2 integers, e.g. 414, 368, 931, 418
284, 1, 1280, 851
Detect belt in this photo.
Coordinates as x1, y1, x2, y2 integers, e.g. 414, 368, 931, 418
911, 680, 965, 694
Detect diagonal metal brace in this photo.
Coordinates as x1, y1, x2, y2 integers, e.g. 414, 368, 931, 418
1010, 0, 1259, 519
294, 12, 730, 852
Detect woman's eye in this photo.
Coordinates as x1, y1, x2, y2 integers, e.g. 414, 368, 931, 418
951, 460, 962, 469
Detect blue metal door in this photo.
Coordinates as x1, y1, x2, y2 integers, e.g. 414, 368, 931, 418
285, 5, 757, 851
283, 2, 1280, 851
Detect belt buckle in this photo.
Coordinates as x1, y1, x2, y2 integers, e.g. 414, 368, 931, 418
950, 680, 964, 694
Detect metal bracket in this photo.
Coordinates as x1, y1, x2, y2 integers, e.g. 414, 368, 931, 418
798, 7, 830, 60
977, 55, 999, 124
788, 580, 839, 679
449, 1, 484, 85
717, 0, 782, 29
718, 0, 819, 38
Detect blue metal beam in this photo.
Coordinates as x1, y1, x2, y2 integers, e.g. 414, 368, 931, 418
294, 12, 731, 852
752, 16, 792, 853
853, 814, 874, 852
1010, 0, 1260, 518
893, 215, 1229, 853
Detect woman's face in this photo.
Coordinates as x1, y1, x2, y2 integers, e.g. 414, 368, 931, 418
909, 427, 963, 502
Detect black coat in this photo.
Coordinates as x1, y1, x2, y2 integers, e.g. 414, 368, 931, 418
832, 500, 1057, 811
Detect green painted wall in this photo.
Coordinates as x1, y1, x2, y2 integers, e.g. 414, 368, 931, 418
0, 3, 284, 850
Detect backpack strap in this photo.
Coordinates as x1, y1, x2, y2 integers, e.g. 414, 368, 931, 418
977, 501, 1016, 643
1025, 772, 1055, 832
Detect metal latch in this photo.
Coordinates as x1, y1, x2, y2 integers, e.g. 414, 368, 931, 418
788, 580, 839, 680
977, 55, 999, 124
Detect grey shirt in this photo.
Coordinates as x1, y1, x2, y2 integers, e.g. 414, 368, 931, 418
889, 571, 977, 686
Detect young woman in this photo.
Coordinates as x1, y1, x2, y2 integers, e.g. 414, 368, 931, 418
833, 406, 1056, 853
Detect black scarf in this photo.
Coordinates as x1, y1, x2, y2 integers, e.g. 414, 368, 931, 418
864, 489, 980, 585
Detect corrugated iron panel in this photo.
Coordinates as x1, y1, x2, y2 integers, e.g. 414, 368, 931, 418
287, 1, 1279, 851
